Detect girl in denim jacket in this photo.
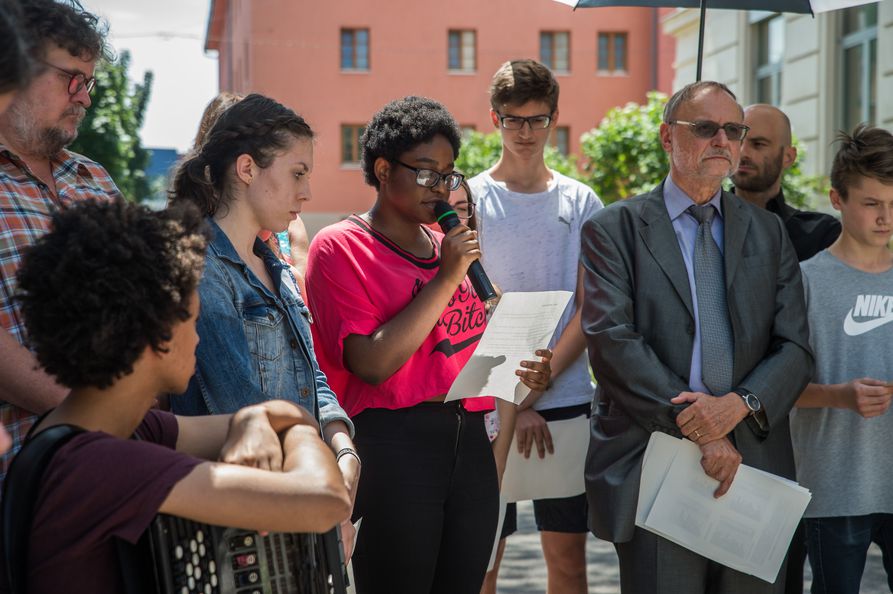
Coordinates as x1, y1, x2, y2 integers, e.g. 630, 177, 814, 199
169, 94, 360, 554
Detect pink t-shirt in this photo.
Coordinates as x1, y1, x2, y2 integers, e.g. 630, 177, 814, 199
306, 216, 493, 416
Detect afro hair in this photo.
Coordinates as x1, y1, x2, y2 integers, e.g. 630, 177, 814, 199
16, 199, 208, 389
360, 96, 461, 190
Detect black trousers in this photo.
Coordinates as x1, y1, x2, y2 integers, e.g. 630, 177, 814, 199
350, 402, 499, 594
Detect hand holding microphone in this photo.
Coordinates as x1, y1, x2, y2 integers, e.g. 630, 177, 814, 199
433, 201, 497, 302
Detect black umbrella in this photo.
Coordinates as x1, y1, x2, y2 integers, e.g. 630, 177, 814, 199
556, 0, 873, 82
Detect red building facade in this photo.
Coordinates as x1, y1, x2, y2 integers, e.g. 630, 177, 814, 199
206, 0, 675, 233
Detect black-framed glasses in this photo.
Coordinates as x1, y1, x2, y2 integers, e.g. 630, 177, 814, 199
450, 200, 476, 221
394, 160, 465, 191
496, 113, 552, 131
669, 120, 749, 141
39, 60, 96, 96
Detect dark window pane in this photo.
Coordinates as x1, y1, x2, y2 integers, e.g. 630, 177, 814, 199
556, 127, 569, 155
555, 32, 569, 71
356, 30, 368, 69
615, 34, 627, 71
541, 32, 553, 69
341, 126, 353, 162
756, 75, 772, 104
843, 44, 863, 132
843, 5, 877, 35
448, 31, 460, 69
341, 30, 353, 69
868, 37, 877, 125
598, 33, 609, 70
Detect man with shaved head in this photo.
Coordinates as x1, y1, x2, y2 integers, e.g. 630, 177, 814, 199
731, 104, 840, 262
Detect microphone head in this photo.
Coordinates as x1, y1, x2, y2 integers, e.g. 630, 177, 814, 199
433, 201, 460, 232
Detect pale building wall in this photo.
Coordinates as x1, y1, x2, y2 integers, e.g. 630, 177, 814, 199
664, 3, 892, 179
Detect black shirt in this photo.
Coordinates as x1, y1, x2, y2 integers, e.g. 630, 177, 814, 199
733, 188, 841, 262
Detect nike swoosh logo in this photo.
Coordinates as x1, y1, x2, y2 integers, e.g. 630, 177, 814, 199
843, 309, 893, 336
430, 332, 484, 358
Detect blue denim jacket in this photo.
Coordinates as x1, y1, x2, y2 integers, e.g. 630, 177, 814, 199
172, 219, 353, 435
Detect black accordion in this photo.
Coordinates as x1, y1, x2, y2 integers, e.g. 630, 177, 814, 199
139, 515, 349, 594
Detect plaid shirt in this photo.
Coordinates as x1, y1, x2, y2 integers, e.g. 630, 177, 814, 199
0, 144, 122, 479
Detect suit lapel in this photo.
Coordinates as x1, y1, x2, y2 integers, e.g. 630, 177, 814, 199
638, 184, 694, 319
721, 191, 750, 290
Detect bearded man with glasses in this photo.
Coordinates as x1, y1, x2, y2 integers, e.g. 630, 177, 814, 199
581, 81, 813, 594
0, 0, 122, 486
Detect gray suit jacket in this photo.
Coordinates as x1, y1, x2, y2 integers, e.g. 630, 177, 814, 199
581, 182, 814, 543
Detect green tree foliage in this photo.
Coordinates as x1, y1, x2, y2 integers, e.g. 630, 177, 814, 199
778, 140, 830, 209
579, 92, 669, 205
455, 130, 581, 181
69, 51, 153, 201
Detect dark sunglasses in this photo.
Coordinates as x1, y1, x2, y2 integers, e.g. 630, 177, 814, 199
669, 120, 750, 141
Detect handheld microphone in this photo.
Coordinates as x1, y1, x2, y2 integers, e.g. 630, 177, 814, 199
433, 201, 497, 302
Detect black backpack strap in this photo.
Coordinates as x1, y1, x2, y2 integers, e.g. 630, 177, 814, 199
2, 424, 85, 594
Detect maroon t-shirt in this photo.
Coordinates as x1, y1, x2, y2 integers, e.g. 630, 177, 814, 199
9, 410, 202, 593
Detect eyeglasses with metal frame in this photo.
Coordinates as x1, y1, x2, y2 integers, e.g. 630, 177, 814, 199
449, 200, 476, 221
39, 60, 97, 96
393, 160, 465, 191
669, 120, 750, 141
496, 113, 553, 131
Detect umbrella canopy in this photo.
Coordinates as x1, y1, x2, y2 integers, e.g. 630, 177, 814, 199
555, 0, 881, 81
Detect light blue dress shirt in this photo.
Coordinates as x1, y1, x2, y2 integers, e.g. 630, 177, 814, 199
663, 175, 725, 395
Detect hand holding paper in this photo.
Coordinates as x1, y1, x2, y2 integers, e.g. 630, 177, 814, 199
636, 432, 811, 583
446, 291, 571, 404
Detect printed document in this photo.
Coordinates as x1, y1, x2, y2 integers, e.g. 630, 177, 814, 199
446, 291, 572, 404
636, 432, 811, 583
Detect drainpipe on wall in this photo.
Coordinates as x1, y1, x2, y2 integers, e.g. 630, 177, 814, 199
651, 8, 659, 91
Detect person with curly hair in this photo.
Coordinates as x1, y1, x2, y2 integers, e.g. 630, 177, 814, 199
168, 94, 360, 554
2, 199, 350, 593
0, 0, 122, 485
304, 96, 552, 594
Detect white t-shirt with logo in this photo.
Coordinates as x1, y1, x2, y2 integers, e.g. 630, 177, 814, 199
790, 249, 893, 518
470, 170, 603, 411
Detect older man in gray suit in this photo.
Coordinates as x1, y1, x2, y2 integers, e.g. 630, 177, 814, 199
581, 81, 813, 594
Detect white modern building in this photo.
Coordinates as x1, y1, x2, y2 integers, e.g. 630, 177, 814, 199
663, 1, 891, 177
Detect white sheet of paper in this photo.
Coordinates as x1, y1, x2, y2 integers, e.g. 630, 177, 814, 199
486, 495, 509, 572
345, 518, 362, 594
635, 431, 680, 527
501, 415, 588, 503
637, 433, 811, 583
446, 291, 572, 404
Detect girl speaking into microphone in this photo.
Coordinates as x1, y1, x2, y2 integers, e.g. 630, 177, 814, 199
305, 96, 551, 594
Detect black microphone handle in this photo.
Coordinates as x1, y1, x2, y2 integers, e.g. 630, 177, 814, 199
432, 201, 497, 302
467, 260, 497, 302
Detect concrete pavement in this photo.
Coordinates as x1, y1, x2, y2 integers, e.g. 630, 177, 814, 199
498, 501, 889, 594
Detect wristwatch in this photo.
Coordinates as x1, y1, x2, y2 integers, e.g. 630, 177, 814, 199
734, 388, 768, 432
734, 388, 761, 415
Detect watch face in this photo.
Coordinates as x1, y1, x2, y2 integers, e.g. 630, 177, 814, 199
745, 393, 761, 412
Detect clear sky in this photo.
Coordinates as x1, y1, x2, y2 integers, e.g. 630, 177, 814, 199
82, 0, 219, 153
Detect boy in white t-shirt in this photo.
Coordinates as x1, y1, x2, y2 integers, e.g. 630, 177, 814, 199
791, 125, 893, 594
470, 59, 603, 594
